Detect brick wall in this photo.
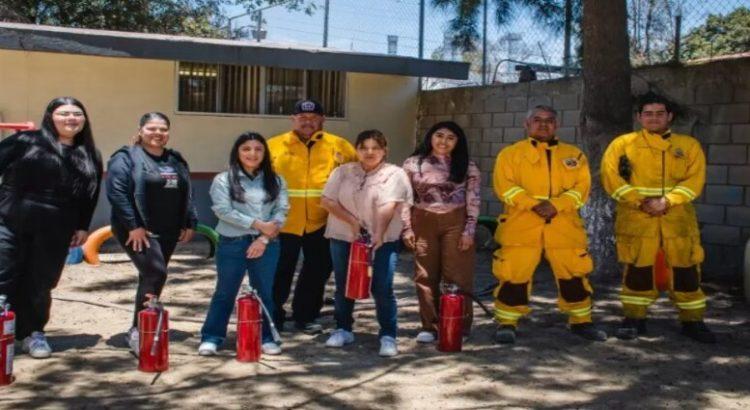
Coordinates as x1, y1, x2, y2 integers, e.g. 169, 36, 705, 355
417, 58, 750, 279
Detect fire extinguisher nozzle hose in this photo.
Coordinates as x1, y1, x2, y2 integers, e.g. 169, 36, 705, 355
150, 305, 165, 356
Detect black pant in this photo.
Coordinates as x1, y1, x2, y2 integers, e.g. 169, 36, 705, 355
0, 205, 75, 340
272, 227, 332, 327
112, 224, 179, 327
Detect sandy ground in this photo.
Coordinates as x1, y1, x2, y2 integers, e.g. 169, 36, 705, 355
2, 239, 749, 409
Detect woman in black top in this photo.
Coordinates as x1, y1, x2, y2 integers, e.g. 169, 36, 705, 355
0, 97, 102, 359
105, 112, 197, 353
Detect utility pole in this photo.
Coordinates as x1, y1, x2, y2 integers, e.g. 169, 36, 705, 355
482, 0, 488, 85
254, 10, 263, 42
673, 0, 683, 63
563, 0, 572, 77
418, 0, 425, 59
323, 0, 330, 47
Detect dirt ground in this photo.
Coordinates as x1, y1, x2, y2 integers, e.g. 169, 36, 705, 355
2, 240, 749, 409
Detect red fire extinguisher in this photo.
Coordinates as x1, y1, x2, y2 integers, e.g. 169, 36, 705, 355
137, 294, 169, 373
654, 248, 671, 292
345, 230, 373, 300
0, 295, 15, 386
236, 285, 281, 362
438, 283, 464, 352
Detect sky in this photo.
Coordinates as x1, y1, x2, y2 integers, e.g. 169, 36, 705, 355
223, 0, 750, 84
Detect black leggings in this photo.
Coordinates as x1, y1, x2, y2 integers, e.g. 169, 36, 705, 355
112, 224, 179, 327
0, 207, 75, 340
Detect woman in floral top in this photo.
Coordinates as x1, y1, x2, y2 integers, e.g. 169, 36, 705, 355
402, 121, 481, 343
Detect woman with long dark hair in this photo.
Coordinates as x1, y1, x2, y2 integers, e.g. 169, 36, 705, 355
401, 121, 481, 344
198, 132, 289, 356
106, 112, 198, 353
0, 97, 102, 358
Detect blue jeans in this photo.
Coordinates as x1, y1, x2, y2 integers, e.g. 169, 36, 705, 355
201, 235, 280, 345
330, 239, 399, 338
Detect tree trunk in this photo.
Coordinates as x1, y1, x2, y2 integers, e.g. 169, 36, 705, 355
580, 0, 632, 279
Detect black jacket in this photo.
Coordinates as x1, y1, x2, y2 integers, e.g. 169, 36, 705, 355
106, 145, 198, 232
0, 130, 102, 231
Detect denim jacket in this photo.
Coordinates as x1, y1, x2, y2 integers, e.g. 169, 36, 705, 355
210, 170, 289, 237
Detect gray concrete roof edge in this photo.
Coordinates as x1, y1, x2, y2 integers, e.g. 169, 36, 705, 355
0, 22, 469, 79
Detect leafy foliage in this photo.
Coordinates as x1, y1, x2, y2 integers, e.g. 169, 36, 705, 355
432, 0, 581, 52
682, 6, 750, 60
0, 0, 315, 38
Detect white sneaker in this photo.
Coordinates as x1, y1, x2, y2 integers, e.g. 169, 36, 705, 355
261, 342, 282, 355
416, 331, 436, 343
127, 327, 139, 354
22, 331, 52, 359
379, 336, 398, 357
198, 341, 218, 356
325, 329, 355, 347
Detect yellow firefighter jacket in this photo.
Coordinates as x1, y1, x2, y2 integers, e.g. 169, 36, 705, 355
601, 129, 705, 239
268, 130, 356, 236
493, 137, 590, 249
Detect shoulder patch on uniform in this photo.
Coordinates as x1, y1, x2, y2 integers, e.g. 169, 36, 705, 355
673, 147, 685, 159
334, 151, 344, 164
562, 157, 580, 169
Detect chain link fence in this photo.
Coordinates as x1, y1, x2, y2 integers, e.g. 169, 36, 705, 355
227, 0, 750, 89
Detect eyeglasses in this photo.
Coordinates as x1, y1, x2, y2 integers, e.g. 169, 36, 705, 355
54, 111, 85, 118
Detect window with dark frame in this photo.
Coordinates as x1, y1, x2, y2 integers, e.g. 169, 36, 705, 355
178, 62, 346, 117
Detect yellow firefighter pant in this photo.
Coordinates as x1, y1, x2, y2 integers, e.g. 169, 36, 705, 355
617, 234, 706, 322
492, 246, 594, 326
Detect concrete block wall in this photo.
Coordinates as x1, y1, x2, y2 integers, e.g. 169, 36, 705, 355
417, 58, 750, 279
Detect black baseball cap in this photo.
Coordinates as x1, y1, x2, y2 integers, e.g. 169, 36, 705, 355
293, 99, 324, 115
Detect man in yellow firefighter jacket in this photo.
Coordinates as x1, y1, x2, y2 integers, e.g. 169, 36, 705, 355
268, 100, 356, 333
492, 105, 607, 344
601, 92, 716, 343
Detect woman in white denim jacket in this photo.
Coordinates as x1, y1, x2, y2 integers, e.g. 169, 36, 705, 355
198, 132, 289, 356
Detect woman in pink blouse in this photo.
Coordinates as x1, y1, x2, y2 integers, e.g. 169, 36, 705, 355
402, 121, 481, 343
321, 130, 413, 357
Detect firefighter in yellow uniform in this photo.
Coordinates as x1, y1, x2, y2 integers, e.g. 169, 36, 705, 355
601, 92, 715, 343
268, 99, 356, 334
492, 105, 607, 344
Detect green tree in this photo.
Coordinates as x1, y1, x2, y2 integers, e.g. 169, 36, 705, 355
0, 0, 314, 38
432, 0, 582, 52
682, 6, 750, 60
439, 0, 632, 275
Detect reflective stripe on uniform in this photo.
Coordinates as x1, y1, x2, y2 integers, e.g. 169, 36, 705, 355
620, 295, 654, 306
562, 190, 584, 208
287, 189, 324, 198
494, 308, 523, 322
568, 306, 591, 317
633, 186, 674, 196
675, 299, 706, 310
502, 186, 526, 206
611, 184, 636, 200
671, 185, 697, 200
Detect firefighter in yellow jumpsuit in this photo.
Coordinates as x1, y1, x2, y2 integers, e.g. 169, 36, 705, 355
492, 105, 607, 344
268, 99, 356, 333
601, 92, 715, 343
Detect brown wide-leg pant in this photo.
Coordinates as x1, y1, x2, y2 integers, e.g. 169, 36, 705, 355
412, 207, 475, 334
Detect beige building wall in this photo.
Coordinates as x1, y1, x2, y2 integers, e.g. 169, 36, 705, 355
0, 49, 419, 170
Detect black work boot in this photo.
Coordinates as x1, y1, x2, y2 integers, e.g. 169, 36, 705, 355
681, 321, 717, 344
615, 318, 647, 340
570, 323, 608, 342
494, 325, 517, 344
